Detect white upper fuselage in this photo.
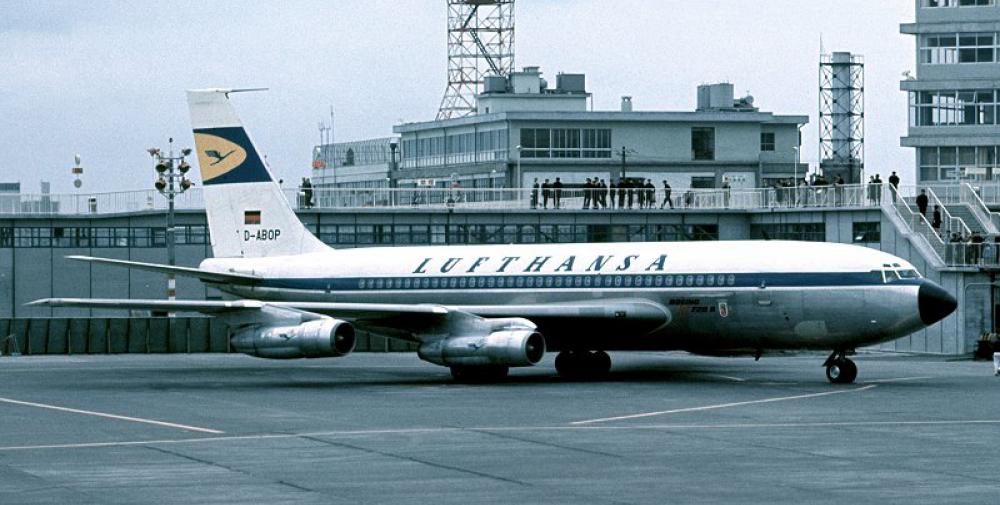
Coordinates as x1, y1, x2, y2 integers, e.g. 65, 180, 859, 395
200, 240, 916, 281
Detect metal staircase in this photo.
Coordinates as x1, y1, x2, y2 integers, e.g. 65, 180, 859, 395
943, 203, 987, 235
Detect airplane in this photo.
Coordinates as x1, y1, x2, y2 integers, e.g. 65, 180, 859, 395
30, 88, 958, 384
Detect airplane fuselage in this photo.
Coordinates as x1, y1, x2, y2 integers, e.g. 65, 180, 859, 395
202, 240, 930, 354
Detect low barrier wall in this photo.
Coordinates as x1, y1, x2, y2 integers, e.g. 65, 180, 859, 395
0, 318, 419, 355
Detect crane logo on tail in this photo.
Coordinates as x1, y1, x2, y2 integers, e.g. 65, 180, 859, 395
193, 131, 248, 182
205, 149, 236, 166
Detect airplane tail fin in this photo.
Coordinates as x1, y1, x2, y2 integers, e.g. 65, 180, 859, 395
186, 89, 328, 258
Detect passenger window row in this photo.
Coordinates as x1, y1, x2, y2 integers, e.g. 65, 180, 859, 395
356, 274, 739, 290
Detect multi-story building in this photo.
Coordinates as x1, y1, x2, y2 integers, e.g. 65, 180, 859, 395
312, 137, 398, 190
902, 0, 1000, 183
316, 67, 808, 191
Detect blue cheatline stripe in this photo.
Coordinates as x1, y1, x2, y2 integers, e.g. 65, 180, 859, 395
254, 272, 923, 292
194, 127, 272, 185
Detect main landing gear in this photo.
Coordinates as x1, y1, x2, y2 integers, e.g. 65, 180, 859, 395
823, 350, 857, 384
554, 350, 612, 379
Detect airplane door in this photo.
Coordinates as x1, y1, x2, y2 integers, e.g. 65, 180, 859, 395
747, 281, 796, 347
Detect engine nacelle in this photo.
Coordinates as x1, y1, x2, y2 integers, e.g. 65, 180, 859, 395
232, 318, 356, 359
418, 330, 546, 367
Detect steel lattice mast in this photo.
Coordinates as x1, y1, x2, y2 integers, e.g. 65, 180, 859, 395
819, 52, 865, 184
437, 0, 515, 120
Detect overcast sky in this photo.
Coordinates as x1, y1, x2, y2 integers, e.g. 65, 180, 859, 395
0, 0, 915, 193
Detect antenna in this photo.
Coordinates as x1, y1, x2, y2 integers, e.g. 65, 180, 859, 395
227, 87, 269, 94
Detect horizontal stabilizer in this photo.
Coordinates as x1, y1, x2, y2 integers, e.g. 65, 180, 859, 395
27, 298, 451, 319
66, 255, 258, 285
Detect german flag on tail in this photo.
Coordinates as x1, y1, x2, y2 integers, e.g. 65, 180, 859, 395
244, 210, 261, 225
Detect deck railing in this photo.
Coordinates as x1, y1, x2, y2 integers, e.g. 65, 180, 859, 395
0, 184, 883, 216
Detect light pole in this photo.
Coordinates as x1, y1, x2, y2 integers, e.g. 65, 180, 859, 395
793, 146, 801, 184
389, 141, 398, 207
148, 138, 194, 311
515, 144, 522, 191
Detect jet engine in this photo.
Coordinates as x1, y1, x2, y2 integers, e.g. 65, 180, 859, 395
231, 317, 356, 359
418, 330, 546, 367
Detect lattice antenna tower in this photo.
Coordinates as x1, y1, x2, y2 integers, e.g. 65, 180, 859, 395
437, 0, 515, 120
819, 51, 864, 184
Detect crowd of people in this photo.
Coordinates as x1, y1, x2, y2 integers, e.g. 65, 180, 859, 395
910, 186, 997, 266
943, 230, 998, 265
526, 173, 894, 210
529, 177, 675, 210
528, 177, 708, 210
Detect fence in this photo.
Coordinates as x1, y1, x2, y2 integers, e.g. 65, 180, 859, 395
0, 318, 418, 355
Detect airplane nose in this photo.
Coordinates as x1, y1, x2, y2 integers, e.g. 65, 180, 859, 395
918, 281, 958, 326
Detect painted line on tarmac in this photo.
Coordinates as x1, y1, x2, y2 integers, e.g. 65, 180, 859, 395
0, 396, 224, 434
570, 385, 878, 425
4, 418, 1000, 452
862, 376, 932, 384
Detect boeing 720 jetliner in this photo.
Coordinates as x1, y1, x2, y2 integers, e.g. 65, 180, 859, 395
31, 89, 957, 384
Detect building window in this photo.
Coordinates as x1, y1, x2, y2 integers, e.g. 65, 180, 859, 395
920, 33, 996, 64
690, 176, 715, 189
692, 127, 715, 160
919, 146, 999, 181
909, 89, 997, 126
686, 224, 719, 241
760, 132, 775, 151
520, 128, 610, 158
519, 128, 549, 158
925, 0, 994, 7
581, 129, 612, 158
751, 223, 826, 242
852, 222, 881, 243
551, 129, 581, 158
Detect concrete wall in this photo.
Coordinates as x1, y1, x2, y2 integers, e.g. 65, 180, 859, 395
2, 212, 211, 318
0, 317, 419, 355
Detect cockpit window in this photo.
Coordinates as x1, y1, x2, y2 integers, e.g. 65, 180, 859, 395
877, 267, 921, 283
872, 269, 888, 283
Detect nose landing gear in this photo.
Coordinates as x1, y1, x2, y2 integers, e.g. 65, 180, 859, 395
823, 350, 857, 384
555, 350, 612, 379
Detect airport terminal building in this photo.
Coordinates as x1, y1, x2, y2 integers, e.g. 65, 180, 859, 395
312, 68, 808, 192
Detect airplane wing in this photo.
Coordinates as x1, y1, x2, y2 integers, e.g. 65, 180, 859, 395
29, 297, 664, 321
53, 257, 671, 331
28, 298, 668, 333
65, 255, 258, 285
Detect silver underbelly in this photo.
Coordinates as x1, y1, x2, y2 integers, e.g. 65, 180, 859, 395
225, 284, 922, 352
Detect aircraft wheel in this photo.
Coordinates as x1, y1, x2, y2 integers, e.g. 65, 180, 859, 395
825, 358, 857, 384
591, 350, 612, 375
554, 351, 573, 375
555, 351, 611, 379
450, 365, 509, 383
